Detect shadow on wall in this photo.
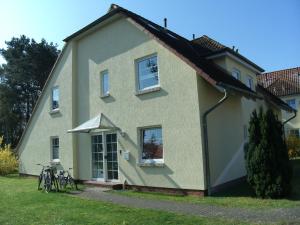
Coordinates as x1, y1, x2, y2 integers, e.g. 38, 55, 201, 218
118, 132, 180, 189
87, 19, 151, 66
136, 88, 168, 101
100, 95, 116, 104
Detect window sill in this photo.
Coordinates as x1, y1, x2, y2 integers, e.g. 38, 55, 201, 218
100, 93, 110, 98
137, 162, 164, 167
49, 109, 60, 115
50, 159, 60, 165
135, 86, 161, 96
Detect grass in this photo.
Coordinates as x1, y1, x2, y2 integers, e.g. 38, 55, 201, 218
111, 159, 300, 209
0, 175, 251, 225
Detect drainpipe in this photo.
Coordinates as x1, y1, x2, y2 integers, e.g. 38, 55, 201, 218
282, 110, 297, 139
202, 89, 228, 196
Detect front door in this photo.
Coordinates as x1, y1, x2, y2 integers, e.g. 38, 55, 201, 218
91, 133, 118, 181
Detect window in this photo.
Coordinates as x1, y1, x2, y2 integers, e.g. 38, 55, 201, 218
141, 127, 163, 162
51, 87, 59, 110
51, 137, 59, 160
286, 99, 296, 110
246, 76, 254, 90
289, 129, 300, 137
101, 70, 109, 96
232, 69, 241, 80
137, 55, 159, 90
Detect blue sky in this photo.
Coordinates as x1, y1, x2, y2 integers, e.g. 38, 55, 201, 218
0, 0, 299, 72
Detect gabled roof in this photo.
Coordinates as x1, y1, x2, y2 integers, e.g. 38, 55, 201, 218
191, 35, 264, 72
257, 67, 300, 97
190, 35, 226, 56
64, 4, 259, 99
256, 84, 296, 113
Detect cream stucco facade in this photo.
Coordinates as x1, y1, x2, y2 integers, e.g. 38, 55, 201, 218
18, 11, 287, 194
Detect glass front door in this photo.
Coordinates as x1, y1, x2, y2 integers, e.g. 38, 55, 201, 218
91, 133, 118, 181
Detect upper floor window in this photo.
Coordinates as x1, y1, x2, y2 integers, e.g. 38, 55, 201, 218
51, 87, 59, 110
141, 127, 163, 163
232, 69, 241, 80
286, 99, 296, 109
246, 75, 254, 90
137, 55, 159, 91
51, 137, 59, 161
101, 70, 109, 96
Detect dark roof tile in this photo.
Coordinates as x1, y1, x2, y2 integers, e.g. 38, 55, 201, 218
257, 67, 300, 96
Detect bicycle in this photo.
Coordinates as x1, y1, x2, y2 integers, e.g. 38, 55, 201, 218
37, 163, 59, 193
57, 168, 77, 190
37, 163, 46, 190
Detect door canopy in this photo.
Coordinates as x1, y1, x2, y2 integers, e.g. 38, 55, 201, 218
68, 113, 121, 133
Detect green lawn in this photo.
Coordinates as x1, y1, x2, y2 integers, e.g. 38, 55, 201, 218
0, 175, 251, 225
111, 159, 300, 209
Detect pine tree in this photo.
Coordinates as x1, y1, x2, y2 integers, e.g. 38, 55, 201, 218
245, 108, 292, 198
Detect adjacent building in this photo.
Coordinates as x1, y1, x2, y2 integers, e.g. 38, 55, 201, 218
258, 67, 300, 137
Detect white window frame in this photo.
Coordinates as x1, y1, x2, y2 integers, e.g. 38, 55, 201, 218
51, 136, 60, 162
232, 68, 241, 80
51, 86, 59, 111
139, 126, 164, 164
100, 70, 110, 97
246, 75, 254, 90
136, 54, 160, 91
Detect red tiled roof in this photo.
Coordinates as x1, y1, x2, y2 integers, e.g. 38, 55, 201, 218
257, 67, 300, 96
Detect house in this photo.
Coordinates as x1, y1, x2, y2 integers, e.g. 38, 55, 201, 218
258, 67, 300, 137
17, 4, 295, 195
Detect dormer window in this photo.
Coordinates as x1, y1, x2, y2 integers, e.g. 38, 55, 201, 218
246, 75, 254, 90
232, 69, 241, 80
286, 99, 296, 110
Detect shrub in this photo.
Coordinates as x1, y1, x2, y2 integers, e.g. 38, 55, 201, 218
0, 136, 18, 175
245, 108, 292, 198
286, 134, 300, 159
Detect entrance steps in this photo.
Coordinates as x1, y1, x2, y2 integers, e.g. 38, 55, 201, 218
83, 180, 123, 190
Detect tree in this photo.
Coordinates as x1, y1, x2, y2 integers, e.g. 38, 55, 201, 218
0, 35, 60, 147
245, 108, 292, 198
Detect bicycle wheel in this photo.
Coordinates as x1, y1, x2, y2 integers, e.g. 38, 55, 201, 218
37, 174, 43, 190
68, 177, 75, 189
44, 174, 51, 193
59, 175, 66, 190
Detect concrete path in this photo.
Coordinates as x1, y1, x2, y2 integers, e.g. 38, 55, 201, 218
71, 187, 300, 224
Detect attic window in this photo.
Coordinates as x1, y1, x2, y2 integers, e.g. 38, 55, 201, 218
166, 31, 178, 40
232, 69, 241, 80
286, 99, 296, 110
147, 23, 159, 31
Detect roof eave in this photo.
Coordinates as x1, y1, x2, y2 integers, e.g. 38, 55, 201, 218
206, 48, 264, 73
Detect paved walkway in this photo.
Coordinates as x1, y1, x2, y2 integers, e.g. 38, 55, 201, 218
71, 187, 300, 224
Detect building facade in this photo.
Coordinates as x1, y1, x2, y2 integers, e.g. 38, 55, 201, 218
17, 4, 294, 195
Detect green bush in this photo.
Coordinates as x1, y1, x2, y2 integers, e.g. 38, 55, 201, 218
0, 136, 18, 175
245, 109, 292, 198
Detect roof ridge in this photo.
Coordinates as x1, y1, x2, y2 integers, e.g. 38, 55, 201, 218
192, 35, 227, 49
262, 66, 300, 75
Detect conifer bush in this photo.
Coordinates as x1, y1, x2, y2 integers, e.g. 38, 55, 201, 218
245, 109, 292, 198
0, 136, 18, 175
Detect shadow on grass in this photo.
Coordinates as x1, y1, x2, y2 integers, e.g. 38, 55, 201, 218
212, 159, 300, 201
